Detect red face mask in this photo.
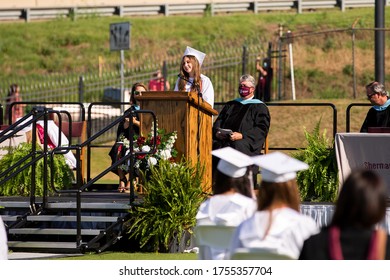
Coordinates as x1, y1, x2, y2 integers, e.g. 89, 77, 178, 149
239, 85, 252, 97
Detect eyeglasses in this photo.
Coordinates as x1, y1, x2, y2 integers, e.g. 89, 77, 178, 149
133, 90, 144, 96
367, 92, 377, 99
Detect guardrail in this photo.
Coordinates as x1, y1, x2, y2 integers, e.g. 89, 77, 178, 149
0, 0, 388, 22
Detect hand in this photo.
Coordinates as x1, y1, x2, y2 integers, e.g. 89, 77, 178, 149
133, 117, 140, 127
123, 117, 130, 129
229, 132, 243, 142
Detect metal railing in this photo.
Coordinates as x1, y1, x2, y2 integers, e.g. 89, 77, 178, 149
214, 101, 338, 151
0, 0, 386, 21
0, 44, 265, 108
0, 106, 157, 248
346, 103, 371, 132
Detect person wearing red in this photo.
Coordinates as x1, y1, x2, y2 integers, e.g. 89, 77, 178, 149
5, 84, 25, 124
148, 69, 170, 91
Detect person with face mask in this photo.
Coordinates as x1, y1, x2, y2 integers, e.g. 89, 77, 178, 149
212, 74, 270, 186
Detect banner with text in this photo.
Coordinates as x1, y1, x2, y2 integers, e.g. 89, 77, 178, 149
335, 133, 390, 196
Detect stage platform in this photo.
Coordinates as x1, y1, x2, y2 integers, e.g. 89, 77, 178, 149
0, 190, 143, 254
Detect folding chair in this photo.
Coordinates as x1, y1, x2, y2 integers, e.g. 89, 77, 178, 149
230, 248, 295, 260
194, 224, 237, 260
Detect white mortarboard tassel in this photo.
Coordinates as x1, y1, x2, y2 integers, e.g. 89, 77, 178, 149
252, 152, 309, 183
183, 46, 206, 66
212, 147, 254, 178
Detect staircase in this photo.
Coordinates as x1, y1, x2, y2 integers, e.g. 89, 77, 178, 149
0, 192, 133, 253
0, 106, 144, 254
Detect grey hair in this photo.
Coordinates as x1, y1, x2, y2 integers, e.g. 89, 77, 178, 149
240, 74, 256, 88
366, 81, 387, 96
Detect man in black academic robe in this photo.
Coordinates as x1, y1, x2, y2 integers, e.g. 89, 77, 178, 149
212, 74, 270, 185
361, 81, 390, 132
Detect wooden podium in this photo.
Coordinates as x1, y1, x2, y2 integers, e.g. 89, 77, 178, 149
136, 91, 218, 192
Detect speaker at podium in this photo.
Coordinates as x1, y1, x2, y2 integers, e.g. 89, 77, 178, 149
136, 91, 218, 192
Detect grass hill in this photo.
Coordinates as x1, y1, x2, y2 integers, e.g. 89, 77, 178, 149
0, 8, 389, 91
0, 7, 386, 180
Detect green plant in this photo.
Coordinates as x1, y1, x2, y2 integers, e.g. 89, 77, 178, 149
126, 158, 206, 252
0, 142, 74, 196
293, 120, 338, 202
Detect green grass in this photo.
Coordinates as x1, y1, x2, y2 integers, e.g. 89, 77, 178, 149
0, 7, 387, 80
55, 252, 197, 260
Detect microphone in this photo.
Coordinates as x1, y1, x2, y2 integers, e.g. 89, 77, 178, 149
177, 74, 190, 83
177, 74, 202, 98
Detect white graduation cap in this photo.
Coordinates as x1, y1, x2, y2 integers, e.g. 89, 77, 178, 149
252, 152, 309, 183
212, 147, 254, 178
183, 46, 206, 66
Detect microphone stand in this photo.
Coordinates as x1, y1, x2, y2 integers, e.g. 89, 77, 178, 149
177, 74, 202, 156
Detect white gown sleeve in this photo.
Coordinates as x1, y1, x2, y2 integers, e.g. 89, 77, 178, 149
0, 216, 8, 260
200, 74, 214, 108
173, 78, 180, 91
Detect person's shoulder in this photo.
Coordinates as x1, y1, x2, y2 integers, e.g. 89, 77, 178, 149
279, 208, 317, 226
200, 74, 211, 81
230, 193, 256, 206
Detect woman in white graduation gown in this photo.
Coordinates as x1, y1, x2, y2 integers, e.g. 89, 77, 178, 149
229, 152, 319, 259
196, 147, 257, 259
174, 46, 214, 108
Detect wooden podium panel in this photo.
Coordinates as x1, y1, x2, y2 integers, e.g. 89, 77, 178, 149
136, 91, 218, 192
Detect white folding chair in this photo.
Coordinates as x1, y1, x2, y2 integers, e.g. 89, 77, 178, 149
230, 248, 295, 260
194, 225, 237, 260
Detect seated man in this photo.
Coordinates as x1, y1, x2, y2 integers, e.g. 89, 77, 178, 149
361, 81, 390, 132
212, 74, 270, 185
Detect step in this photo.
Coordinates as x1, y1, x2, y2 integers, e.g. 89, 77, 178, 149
0, 201, 132, 210
1, 215, 21, 222
46, 202, 131, 210
26, 215, 122, 222
2, 214, 123, 223
9, 228, 102, 235
8, 241, 79, 249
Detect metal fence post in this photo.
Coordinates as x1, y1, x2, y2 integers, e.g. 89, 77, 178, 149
78, 76, 84, 104
277, 25, 284, 101
162, 61, 168, 91
375, 0, 385, 84
351, 26, 356, 99
242, 45, 248, 75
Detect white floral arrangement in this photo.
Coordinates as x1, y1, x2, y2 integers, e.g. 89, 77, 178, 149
119, 122, 178, 172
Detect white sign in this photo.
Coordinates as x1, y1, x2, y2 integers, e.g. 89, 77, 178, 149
335, 132, 390, 196
109, 22, 130, 51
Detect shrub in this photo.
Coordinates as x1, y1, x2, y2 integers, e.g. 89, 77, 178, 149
293, 120, 339, 202
126, 158, 206, 252
0, 142, 74, 196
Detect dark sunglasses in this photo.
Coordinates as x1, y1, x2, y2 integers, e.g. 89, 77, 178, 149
367, 92, 377, 99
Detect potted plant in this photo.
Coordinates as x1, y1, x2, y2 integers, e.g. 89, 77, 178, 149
126, 158, 206, 253
293, 120, 339, 202
0, 142, 73, 196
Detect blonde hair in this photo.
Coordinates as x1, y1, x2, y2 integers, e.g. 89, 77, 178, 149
178, 56, 202, 92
